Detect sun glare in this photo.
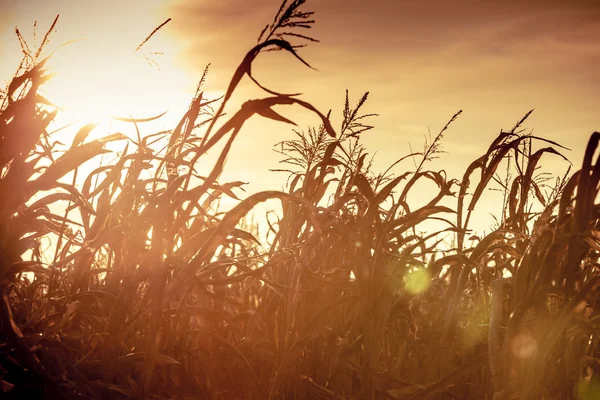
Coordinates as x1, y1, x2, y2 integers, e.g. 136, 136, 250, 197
31, 22, 196, 136
43, 41, 168, 125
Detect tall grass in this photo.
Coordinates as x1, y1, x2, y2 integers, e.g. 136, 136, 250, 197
1, 1, 599, 399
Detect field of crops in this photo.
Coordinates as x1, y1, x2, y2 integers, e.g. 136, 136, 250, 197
1, 1, 599, 399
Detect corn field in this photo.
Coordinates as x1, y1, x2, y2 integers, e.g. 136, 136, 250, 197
1, 1, 599, 399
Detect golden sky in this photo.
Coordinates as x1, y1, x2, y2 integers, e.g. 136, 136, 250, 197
1, 0, 599, 230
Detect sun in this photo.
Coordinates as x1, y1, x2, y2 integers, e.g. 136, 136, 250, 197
35, 27, 199, 134
41, 42, 161, 125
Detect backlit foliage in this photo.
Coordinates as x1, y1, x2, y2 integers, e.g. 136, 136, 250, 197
0, 1, 599, 399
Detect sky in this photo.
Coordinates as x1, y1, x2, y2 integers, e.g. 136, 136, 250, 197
0, 0, 599, 231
